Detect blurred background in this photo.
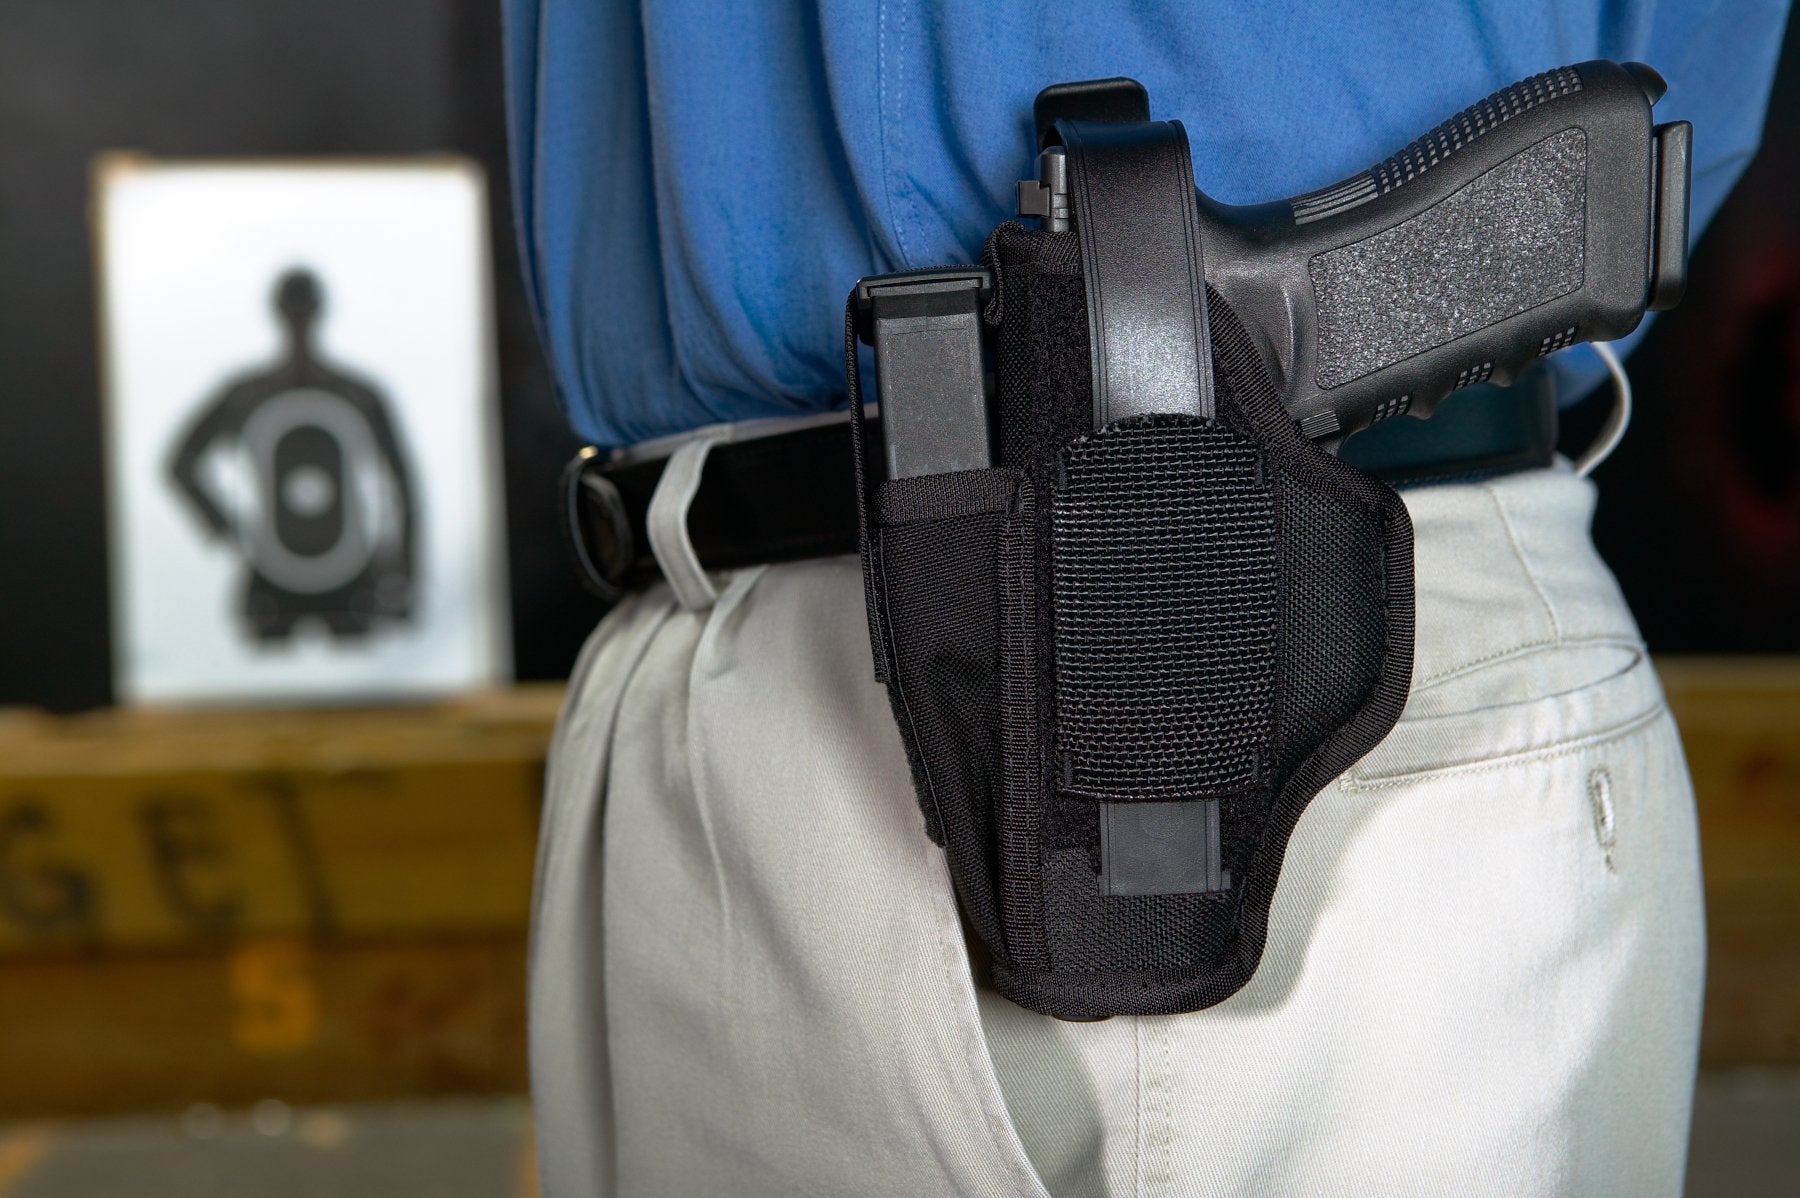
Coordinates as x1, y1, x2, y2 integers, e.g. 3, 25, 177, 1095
0, 3, 1795, 1195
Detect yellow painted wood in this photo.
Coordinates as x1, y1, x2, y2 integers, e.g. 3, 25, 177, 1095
0, 933, 527, 1120
0, 688, 559, 956
1657, 657, 1800, 1067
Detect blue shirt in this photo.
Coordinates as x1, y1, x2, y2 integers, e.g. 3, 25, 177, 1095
504, 1, 1789, 450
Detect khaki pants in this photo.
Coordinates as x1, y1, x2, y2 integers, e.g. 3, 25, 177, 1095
530, 459, 1704, 1196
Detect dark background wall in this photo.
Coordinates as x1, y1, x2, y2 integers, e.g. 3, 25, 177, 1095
0, 0, 595, 711
1, 4, 1795, 711
1574, 12, 1800, 649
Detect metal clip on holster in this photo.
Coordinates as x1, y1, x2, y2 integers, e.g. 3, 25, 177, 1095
849, 65, 1686, 1019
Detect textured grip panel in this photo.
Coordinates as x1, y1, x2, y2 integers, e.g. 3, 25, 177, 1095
1290, 65, 1583, 225
1309, 128, 1588, 389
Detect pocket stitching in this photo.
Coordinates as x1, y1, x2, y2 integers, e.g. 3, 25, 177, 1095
1342, 702, 1669, 791
1485, 479, 1563, 639
1414, 633, 1650, 694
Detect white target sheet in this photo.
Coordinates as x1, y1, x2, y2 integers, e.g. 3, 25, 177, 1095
96, 157, 510, 703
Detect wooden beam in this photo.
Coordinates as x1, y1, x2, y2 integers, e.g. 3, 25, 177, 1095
1657, 657, 1800, 1067
0, 689, 557, 955
0, 933, 526, 1120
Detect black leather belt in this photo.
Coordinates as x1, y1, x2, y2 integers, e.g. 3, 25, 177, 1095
563, 371, 1559, 601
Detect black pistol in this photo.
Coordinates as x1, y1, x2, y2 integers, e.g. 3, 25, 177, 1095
861, 59, 1689, 455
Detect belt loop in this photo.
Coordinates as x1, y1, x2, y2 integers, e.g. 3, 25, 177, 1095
647, 427, 731, 611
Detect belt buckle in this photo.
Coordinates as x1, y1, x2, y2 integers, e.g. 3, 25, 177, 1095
560, 447, 635, 603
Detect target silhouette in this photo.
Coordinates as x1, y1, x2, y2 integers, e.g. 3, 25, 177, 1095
167, 269, 419, 643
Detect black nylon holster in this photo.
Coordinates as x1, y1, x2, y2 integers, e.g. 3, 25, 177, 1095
848, 112, 1416, 1020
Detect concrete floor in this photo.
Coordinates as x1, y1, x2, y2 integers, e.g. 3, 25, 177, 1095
0, 1100, 535, 1198
0, 1073, 1793, 1196
1685, 1071, 1800, 1198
